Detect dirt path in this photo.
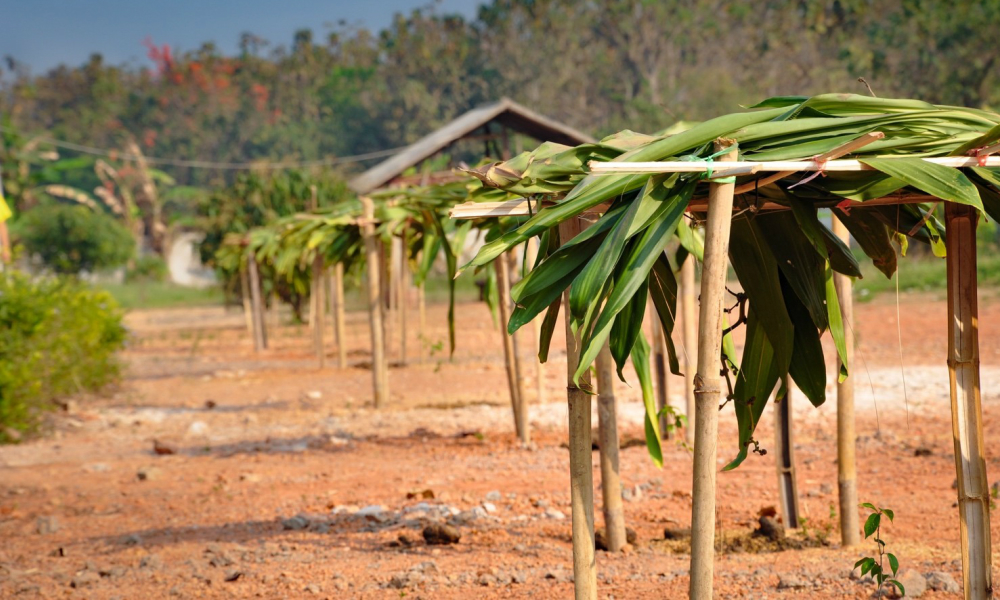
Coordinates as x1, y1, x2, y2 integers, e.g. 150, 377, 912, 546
2, 293, 998, 598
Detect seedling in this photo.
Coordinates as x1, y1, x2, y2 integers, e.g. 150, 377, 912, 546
854, 503, 903, 596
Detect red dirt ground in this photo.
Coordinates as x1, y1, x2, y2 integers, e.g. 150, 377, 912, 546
3, 291, 1000, 599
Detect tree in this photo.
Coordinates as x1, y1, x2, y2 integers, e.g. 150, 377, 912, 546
17, 203, 134, 275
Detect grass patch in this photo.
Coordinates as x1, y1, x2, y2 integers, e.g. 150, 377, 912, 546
855, 246, 1000, 300
98, 280, 225, 310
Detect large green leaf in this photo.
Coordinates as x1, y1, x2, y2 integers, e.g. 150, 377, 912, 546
782, 274, 827, 407
756, 211, 829, 331
826, 266, 849, 382
648, 252, 682, 376
609, 275, 648, 379
833, 207, 897, 278
786, 196, 862, 278
860, 157, 983, 210
572, 182, 694, 384
630, 332, 663, 467
728, 216, 793, 374
724, 308, 781, 470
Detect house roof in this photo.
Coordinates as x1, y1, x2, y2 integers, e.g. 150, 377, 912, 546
348, 98, 595, 194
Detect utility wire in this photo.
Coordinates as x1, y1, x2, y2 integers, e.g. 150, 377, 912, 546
0, 130, 405, 170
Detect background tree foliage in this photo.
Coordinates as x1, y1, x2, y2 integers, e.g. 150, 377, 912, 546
2, 0, 997, 192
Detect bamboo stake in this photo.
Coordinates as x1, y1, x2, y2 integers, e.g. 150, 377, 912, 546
361, 198, 388, 408
247, 252, 267, 352
596, 343, 626, 553
240, 265, 254, 337
307, 186, 319, 331
332, 263, 348, 369
774, 376, 800, 529
650, 299, 670, 440
689, 140, 737, 600
559, 217, 597, 600
832, 215, 860, 546
945, 202, 993, 600
681, 254, 697, 445
312, 254, 326, 368
527, 237, 546, 404
418, 282, 426, 363
399, 239, 408, 365
496, 252, 528, 443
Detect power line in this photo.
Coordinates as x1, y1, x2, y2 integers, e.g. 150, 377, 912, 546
0, 130, 405, 170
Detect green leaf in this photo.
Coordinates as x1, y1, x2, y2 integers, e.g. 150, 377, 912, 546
834, 207, 897, 279
757, 211, 828, 331
781, 274, 827, 406
860, 157, 983, 211
648, 252, 682, 376
864, 512, 881, 538
826, 267, 849, 382
860, 557, 875, 576
786, 196, 862, 278
888, 553, 899, 576
572, 182, 693, 384
724, 308, 781, 470
883, 508, 894, 522
609, 275, 648, 379
728, 216, 793, 374
861, 502, 878, 511
888, 580, 905, 596
630, 332, 663, 467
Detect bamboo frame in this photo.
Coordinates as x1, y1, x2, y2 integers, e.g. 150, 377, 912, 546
312, 255, 326, 368
332, 263, 348, 369
596, 343, 626, 553
689, 140, 737, 600
832, 215, 860, 546
239, 266, 254, 337
247, 252, 267, 352
559, 217, 597, 600
680, 255, 697, 445
361, 197, 388, 408
774, 376, 800, 529
945, 202, 993, 599
496, 252, 529, 444
588, 154, 1000, 175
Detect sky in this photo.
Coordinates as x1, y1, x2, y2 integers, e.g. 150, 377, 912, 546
0, 0, 483, 73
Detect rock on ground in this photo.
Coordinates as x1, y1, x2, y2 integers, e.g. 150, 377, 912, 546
423, 523, 461, 545
925, 571, 960, 593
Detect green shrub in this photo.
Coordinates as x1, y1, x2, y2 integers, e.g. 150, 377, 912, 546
17, 203, 134, 275
126, 255, 169, 282
0, 271, 127, 441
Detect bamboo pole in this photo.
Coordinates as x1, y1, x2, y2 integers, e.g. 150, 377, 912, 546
361, 198, 388, 408
774, 376, 800, 528
650, 299, 670, 440
559, 217, 597, 600
240, 265, 254, 337
681, 254, 697, 445
312, 254, 326, 368
496, 252, 528, 444
587, 154, 1000, 175
527, 237, 546, 403
400, 242, 408, 365
832, 215, 860, 546
596, 343, 626, 553
332, 263, 348, 369
418, 282, 427, 363
689, 140, 737, 600
945, 202, 993, 600
247, 252, 267, 352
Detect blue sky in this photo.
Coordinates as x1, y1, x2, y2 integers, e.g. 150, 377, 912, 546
0, 0, 483, 73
